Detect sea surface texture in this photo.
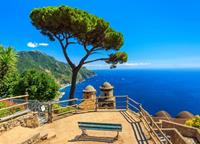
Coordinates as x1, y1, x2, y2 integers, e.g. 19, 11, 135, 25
60, 69, 200, 116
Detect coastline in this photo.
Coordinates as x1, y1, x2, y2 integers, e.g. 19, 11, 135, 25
56, 74, 97, 101
59, 83, 71, 91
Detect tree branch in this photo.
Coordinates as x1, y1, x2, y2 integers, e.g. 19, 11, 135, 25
67, 41, 77, 45
84, 58, 108, 64
76, 46, 97, 70
54, 34, 76, 69
83, 43, 89, 53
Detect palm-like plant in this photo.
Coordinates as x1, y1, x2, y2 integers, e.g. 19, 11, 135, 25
0, 46, 17, 79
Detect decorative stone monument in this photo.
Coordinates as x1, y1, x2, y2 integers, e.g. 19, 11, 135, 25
98, 82, 116, 108
83, 85, 96, 99
79, 85, 97, 110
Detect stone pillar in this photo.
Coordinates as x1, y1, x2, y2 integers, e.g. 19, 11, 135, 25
83, 85, 96, 100
79, 85, 96, 110
99, 82, 115, 109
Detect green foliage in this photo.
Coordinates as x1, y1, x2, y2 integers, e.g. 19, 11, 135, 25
52, 103, 76, 114
106, 52, 128, 68
0, 102, 23, 118
30, 6, 123, 50
0, 46, 18, 97
0, 46, 17, 79
0, 108, 11, 118
15, 69, 59, 101
185, 115, 200, 129
17, 51, 95, 85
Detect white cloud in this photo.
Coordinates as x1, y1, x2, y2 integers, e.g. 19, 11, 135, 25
38, 43, 49, 46
27, 42, 49, 48
121, 62, 151, 67
27, 42, 38, 48
85, 62, 151, 69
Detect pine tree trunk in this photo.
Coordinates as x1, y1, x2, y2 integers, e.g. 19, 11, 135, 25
68, 69, 78, 105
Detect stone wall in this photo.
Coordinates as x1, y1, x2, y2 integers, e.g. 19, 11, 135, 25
0, 112, 39, 135
161, 120, 200, 142
161, 128, 187, 144
78, 99, 96, 111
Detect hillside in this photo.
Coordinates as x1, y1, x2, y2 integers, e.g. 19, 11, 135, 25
17, 51, 95, 86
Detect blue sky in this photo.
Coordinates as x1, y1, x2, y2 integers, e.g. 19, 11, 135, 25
1, 0, 200, 69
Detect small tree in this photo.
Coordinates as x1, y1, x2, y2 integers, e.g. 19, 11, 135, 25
30, 6, 128, 100
0, 46, 17, 80
0, 46, 17, 97
15, 69, 59, 101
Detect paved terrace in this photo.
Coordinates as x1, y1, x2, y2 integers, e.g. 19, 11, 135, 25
0, 110, 155, 144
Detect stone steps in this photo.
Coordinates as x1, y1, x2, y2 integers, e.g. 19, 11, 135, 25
0, 126, 56, 144
39, 129, 56, 141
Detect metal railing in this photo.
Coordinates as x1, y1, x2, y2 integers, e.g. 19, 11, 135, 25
127, 97, 172, 144
0, 94, 29, 121
0, 94, 172, 144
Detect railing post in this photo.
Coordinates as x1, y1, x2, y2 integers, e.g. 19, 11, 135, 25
25, 92, 29, 110
75, 99, 78, 114
95, 98, 98, 111
126, 96, 128, 110
48, 102, 53, 123
139, 104, 143, 120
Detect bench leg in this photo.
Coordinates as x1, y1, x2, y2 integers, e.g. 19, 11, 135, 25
114, 131, 119, 140
81, 129, 87, 136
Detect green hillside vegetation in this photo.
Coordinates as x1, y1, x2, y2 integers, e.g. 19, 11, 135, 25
17, 51, 95, 86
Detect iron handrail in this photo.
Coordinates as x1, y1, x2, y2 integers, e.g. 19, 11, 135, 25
127, 97, 172, 144
0, 95, 28, 102
52, 98, 78, 104
0, 102, 29, 111
140, 107, 172, 144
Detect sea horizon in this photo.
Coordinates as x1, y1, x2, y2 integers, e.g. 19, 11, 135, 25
60, 69, 200, 117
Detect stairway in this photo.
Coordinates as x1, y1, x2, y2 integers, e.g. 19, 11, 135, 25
121, 111, 153, 144
155, 132, 171, 144
0, 126, 56, 144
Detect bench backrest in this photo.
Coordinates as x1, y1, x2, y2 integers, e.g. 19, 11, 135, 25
78, 122, 122, 132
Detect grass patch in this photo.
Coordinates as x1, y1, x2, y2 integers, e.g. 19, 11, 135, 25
52, 104, 76, 114
0, 102, 24, 118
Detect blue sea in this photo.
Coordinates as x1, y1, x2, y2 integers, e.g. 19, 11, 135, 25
60, 69, 200, 117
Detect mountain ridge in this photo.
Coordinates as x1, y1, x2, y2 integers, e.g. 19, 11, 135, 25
17, 50, 95, 87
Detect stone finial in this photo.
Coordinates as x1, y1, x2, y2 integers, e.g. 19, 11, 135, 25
100, 82, 114, 90
82, 85, 96, 100
176, 111, 194, 119
154, 111, 171, 118
83, 85, 96, 93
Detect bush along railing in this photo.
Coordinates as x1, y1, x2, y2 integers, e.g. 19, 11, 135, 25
48, 98, 78, 121
48, 96, 127, 121
0, 93, 29, 121
127, 97, 172, 144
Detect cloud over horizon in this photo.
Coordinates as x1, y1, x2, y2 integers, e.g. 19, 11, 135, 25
27, 42, 49, 48
85, 62, 151, 69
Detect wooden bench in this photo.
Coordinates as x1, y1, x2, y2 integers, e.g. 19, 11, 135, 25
78, 122, 122, 140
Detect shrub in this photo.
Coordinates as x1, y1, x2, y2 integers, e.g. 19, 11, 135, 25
185, 115, 200, 129
0, 46, 18, 97
52, 104, 76, 114
15, 69, 59, 101
0, 102, 24, 118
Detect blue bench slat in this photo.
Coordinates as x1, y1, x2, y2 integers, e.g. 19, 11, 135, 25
78, 122, 122, 132
78, 122, 121, 126
79, 124, 122, 129
79, 127, 121, 131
